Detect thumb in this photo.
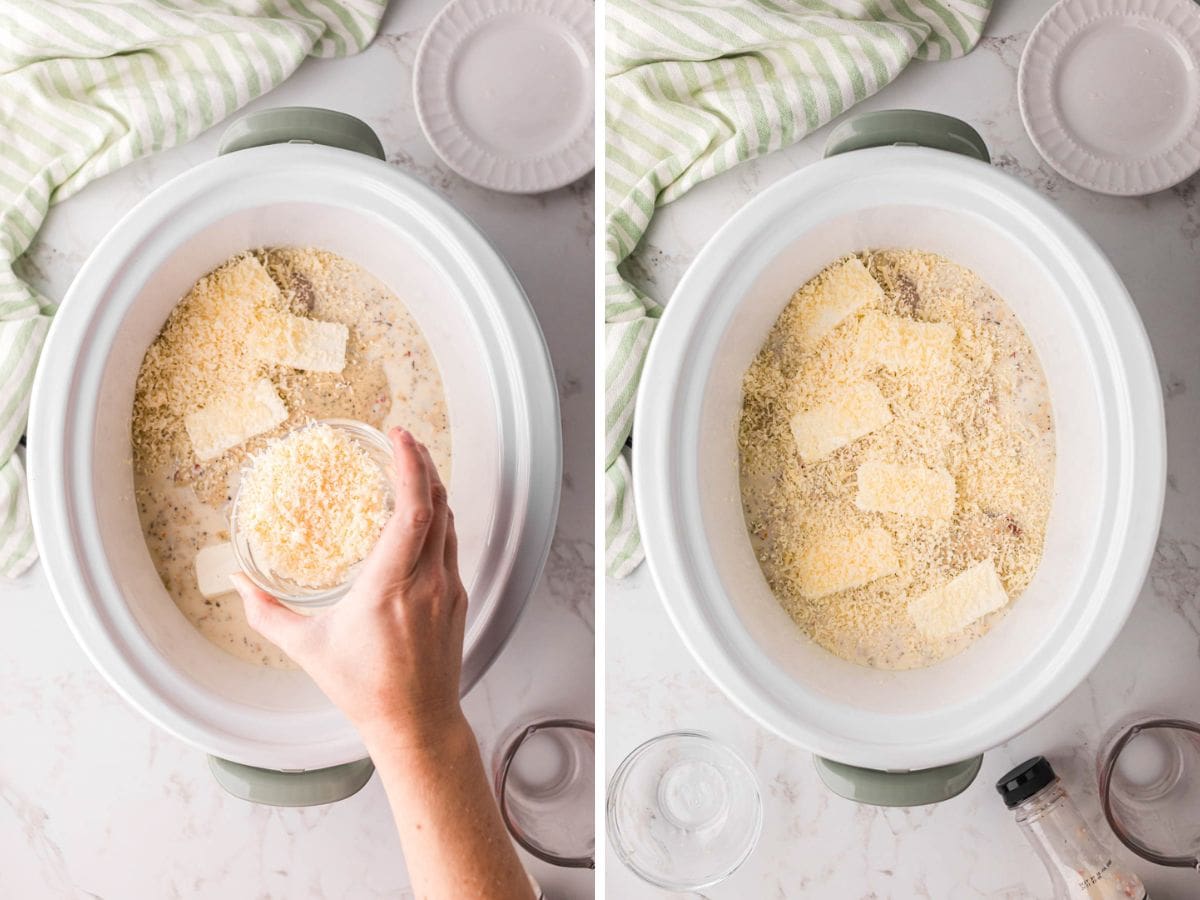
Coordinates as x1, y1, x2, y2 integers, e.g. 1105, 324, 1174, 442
232, 573, 309, 654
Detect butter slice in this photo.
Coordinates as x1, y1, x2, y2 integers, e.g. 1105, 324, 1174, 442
908, 559, 1009, 639
259, 314, 348, 373
195, 542, 241, 598
790, 382, 892, 462
185, 378, 288, 461
856, 460, 956, 520
222, 255, 285, 306
796, 526, 899, 599
796, 258, 884, 350
856, 311, 954, 370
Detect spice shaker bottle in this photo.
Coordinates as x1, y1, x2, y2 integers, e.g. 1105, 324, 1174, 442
996, 757, 1149, 899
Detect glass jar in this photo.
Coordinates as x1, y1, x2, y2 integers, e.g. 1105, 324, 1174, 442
997, 756, 1149, 899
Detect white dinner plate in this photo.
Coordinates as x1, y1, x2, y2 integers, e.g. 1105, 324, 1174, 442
414, 0, 594, 194
1018, 0, 1200, 195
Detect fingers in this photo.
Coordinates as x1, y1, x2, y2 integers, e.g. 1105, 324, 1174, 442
442, 507, 469, 632
417, 442, 449, 569
232, 573, 308, 654
373, 428, 434, 577
443, 507, 460, 576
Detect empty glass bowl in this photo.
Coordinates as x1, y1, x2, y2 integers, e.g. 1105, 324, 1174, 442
607, 731, 762, 892
230, 419, 395, 608
1098, 716, 1200, 870
493, 717, 595, 869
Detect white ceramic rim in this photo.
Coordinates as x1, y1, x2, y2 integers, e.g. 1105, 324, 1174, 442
634, 146, 1166, 771
1018, 0, 1200, 196
27, 144, 561, 770
413, 0, 595, 194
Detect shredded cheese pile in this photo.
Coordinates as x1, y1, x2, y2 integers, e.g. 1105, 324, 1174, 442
739, 250, 1055, 670
237, 424, 390, 589
131, 250, 391, 507
132, 255, 291, 473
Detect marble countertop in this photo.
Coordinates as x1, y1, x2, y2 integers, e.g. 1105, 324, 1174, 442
0, 2, 594, 898
605, 0, 1200, 897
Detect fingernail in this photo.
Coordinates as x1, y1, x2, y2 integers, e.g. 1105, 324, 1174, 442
398, 429, 415, 446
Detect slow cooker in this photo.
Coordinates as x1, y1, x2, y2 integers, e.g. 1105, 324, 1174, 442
634, 110, 1165, 806
27, 108, 561, 805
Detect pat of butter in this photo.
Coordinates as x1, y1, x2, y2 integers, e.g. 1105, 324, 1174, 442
194, 542, 241, 598
856, 460, 956, 520
224, 255, 285, 306
795, 258, 884, 350
185, 378, 288, 461
259, 314, 348, 373
796, 526, 899, 599
908, 559, 1009, 639
790, 381, 892, 462
855, 311, 954, 371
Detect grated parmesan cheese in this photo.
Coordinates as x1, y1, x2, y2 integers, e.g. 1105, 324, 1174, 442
133, 255, 289, 472
739, 250, 1054, 669
133, 253, 364, 479
236, 423, 390, 589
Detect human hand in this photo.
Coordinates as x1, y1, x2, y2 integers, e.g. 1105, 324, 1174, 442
232, 427, 468, 753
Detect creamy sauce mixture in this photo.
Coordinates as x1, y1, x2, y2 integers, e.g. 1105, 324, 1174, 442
133, 249, 450, 668
739, 250, 1055, 669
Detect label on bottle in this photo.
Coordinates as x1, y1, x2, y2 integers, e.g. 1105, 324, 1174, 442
1073, 857, 1148, 899
1079, 859, 1108, 890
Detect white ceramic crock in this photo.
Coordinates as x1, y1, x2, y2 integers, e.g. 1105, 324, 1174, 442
634, 111, 1166, 805
27, 109, 561, 805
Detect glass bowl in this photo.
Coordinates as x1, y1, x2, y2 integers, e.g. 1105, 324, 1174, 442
230, 419, 394, 608
493, 717, 595, 869
1098, 715, 1200, 869
607, 731, 762, 891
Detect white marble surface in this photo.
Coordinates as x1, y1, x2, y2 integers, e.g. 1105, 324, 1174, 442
0, 2, 594, 898
606, 1, 1200, 897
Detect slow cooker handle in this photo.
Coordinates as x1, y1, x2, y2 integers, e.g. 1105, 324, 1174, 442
813, 755, 983, 807
823, 109, 990, 163
217, 106, 386, 160
208, 756, 376, 807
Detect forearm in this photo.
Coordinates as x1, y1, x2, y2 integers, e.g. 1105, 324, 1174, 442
364, 712, 535, 900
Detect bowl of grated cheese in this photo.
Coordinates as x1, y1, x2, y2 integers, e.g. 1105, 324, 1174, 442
230, 420, 395, 607
634, 110, 1165, 805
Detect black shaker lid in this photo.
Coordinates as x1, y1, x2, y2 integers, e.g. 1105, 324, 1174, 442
995, 756, 1057, 808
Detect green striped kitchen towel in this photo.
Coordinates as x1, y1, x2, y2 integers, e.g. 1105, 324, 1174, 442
605, 0, 992, 578
0, 0, 386, 579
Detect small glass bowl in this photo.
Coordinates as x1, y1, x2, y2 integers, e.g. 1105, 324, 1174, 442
607, 731, 763, 892
230, 419, 394, 608
493, 717, 596, 869
1098, 715, 1200, 869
